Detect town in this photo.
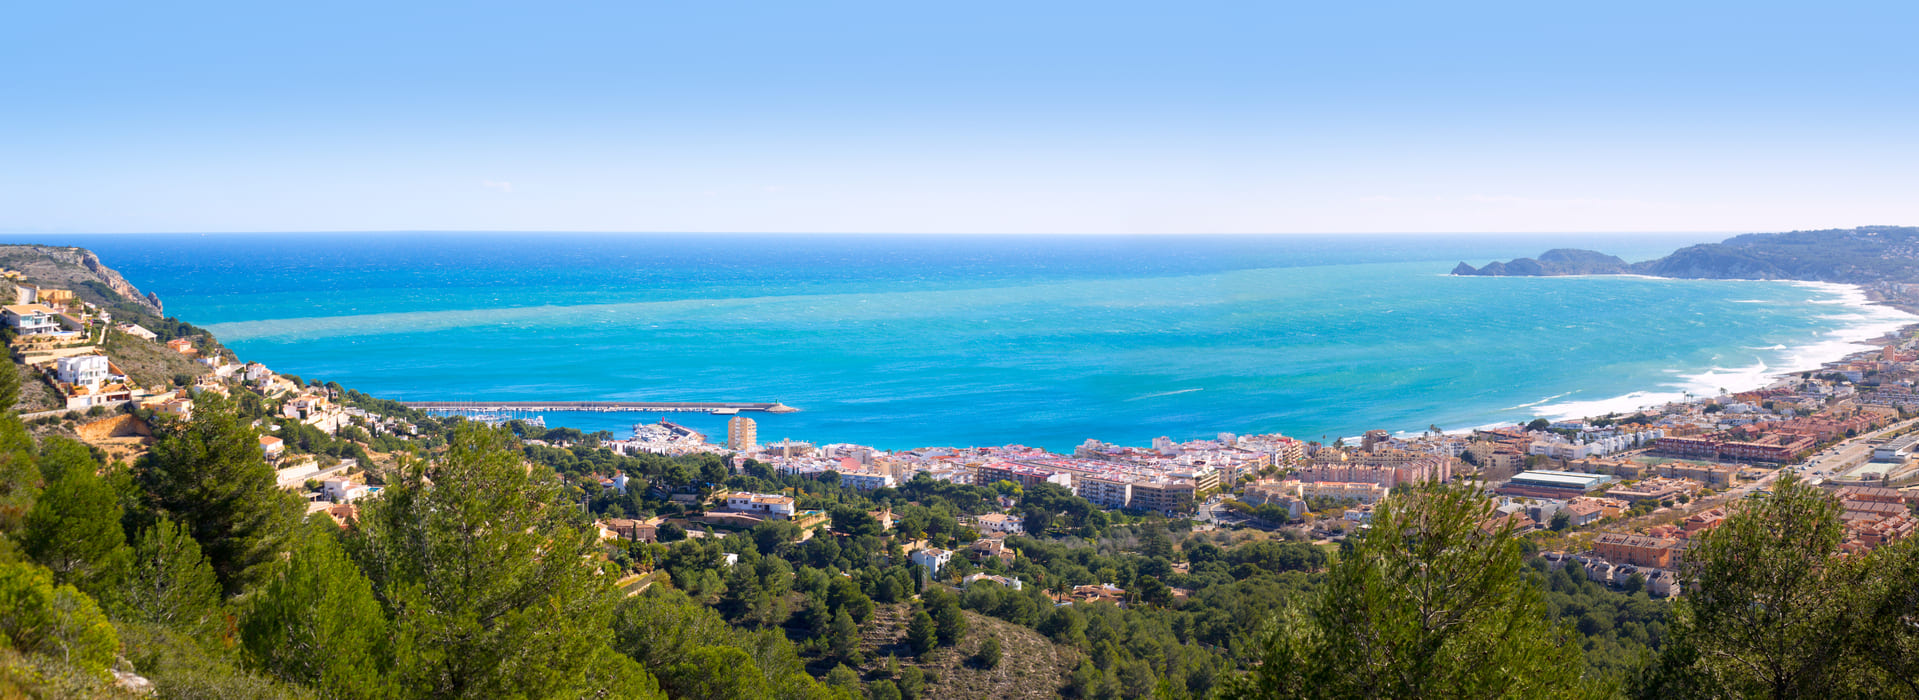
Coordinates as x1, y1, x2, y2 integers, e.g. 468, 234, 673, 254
6, 251, 1918, 699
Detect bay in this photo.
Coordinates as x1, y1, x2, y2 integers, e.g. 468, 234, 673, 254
20, 232, 1910, 451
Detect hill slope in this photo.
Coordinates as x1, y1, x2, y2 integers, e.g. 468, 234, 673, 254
1453, 226, 1919, 283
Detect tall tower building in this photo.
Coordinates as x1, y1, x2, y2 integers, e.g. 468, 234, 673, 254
727, 416, 758, 452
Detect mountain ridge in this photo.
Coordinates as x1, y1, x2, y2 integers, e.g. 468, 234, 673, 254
1453, 226, 1919, 283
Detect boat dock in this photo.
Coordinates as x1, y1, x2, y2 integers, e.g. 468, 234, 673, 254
400, 400, 799, 416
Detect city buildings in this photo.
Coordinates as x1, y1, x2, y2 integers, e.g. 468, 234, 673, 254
726, 416, 758, 452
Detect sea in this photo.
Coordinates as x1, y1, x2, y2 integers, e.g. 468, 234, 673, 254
18, 233, 1915, 452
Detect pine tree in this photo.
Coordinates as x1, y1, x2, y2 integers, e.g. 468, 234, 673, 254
349, 424, 656, 698
0, 415, 39, 537
718, 559, 763, 622
1220, 481, 1589, 699
932, 599, 966, 647
975, 636, 1001, 669
0, 561, 120, 675
137, 393, 301, 594
22, 441, 128, 599
824, 664, 861, 694
829, 607, 863, 663
905, 609, 937, 657
1642, 475, 1866, 698
116, 516, 220, 631
240, 520, 392, 698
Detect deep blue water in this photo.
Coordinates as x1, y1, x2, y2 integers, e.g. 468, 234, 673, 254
13, 232, 1910, 451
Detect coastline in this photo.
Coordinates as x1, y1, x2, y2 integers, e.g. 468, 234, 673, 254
1518, 279, 1917, 425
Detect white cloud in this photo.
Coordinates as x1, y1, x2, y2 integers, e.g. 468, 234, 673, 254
481, 180, 514, 193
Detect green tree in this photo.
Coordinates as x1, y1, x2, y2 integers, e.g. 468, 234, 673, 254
116, 516, 221, 631
0, 415, 40, 537
829, 607, 863, 664
0, 561, 120, 676
1221, 482, 1589, 699
22, 449, 128, 598
905, 609, 937, 657
825, 664, 861, 693
975, 636, 1001, 669
349, 424, 655, 699
240, 520, 392, 697
868, 679, 901, 700
1855, 535, 1919, 696
898, 666, 926, 699
1642, 475, 1866, 698
137, 393, 301, 594
928, 590, 966, 647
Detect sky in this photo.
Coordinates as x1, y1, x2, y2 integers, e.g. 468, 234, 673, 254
3, 1, 1918, 235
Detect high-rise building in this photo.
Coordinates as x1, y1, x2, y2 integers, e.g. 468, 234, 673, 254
727, 416, 758, 452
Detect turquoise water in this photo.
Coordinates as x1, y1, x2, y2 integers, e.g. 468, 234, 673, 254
19, 233, 1911, 451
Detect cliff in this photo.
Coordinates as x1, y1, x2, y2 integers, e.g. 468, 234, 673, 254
1454, 226, 1919, 284
0, 244, 164, 315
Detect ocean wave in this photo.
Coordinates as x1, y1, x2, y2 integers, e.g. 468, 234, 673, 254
1528, 281, 1918, 422
1501, 391, 1573, 411
1126, 388, 1204, 401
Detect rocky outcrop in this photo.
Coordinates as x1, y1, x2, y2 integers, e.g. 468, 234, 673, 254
1453, 248, 1631, 277
0, 245, 164, 315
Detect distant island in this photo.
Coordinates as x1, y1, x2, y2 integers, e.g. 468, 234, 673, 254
1454, 225, 1919, 283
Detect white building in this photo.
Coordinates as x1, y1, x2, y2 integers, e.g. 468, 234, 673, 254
55, 354, 113, 387
838, 470, 896, 491
2, 304, 62, 336
910, 547, 952, 576
322, 477, 374, 504
116, 323, 158, 341
973, 512, 1025, 535
725, 492, 797, 519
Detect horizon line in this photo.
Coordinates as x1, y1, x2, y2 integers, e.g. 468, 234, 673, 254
0, 228, 1784, 237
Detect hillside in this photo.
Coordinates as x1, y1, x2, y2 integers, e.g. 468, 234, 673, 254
0, 245, 164, 317
1452, 248, 1632, 277
846, 603, 1080, 699
1452, 226, 1919, 283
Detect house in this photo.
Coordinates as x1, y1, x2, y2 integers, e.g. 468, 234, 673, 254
968, 537, 1016, 566
321, 478, 375, 504
55, 354, 114, 387
260, 435, 286, 459
2, 304, 62, 336
116, 323, 158, 341
1645, 569, 1683, 598
1592, 532, 1683, 568
909, 547, 952, 576
1561, 500, 1606, 527
724, 492, 798, 519
600, 517, 660, 542
64, 382, 133, 410
973, 512, 1025, 535
962, 573, 1022, 590
1067, 583, 1127, 605
165, 338, 197, 355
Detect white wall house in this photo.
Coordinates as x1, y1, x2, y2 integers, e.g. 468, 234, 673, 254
910, 547, 952, 576
973, 512, 1025, 535
725, 492, 797, 519
3, 304, 61, 335
55, 354, 112, 387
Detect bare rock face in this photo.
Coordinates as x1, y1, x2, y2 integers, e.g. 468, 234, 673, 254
0, 244, 163, 315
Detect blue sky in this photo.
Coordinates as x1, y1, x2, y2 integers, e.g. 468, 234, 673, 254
3, 1, 1917, 234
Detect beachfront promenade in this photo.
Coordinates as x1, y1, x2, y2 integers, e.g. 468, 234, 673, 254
402, 400, 798, 415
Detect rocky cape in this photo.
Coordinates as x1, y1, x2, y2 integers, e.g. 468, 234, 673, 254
0, 244, 164, 315
1453, 226, 1919, 284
